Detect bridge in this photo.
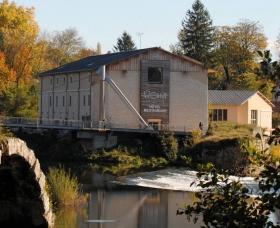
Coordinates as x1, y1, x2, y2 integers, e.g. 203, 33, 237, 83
0, 116, 192, 134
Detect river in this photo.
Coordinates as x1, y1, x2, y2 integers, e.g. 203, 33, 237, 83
53, 169, 280, 228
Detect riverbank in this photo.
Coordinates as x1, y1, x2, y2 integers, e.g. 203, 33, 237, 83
13, 122, 264, 177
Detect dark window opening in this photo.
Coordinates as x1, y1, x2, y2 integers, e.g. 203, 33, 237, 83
148, 67, 163, 83
209, 109, 228, 121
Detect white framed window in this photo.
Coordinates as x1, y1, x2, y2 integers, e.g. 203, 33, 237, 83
209, 109, 227, 121
251, 110, 257, 125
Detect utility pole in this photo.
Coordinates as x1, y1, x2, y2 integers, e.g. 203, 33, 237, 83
136, 32, 144, 49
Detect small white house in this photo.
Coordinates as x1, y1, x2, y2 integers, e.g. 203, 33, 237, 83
208, 90, 274, 130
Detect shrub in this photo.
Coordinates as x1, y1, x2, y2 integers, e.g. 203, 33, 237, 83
46, 166, 81, 207
271, 145, 280, 160
178, 155, 192, 166
158, 131, 178, 162
196, 162, 214, 172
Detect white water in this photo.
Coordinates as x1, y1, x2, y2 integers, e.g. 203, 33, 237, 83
117, 168, 259, 195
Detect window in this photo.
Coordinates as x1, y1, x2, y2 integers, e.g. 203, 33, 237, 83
70, 76, 72, 83
63, 77, 65, 84
88, 95, 90, 106
251, 110, 257, 125
148, 119, 162, 131
50, 78, 53, 85
209, 109, 227, 121
56, 78, 59, 84
69, 95, 72, 106
148, 67, 163, 83
83, 95, 86, 106
49, 96, 52, 106
55, 96, 58, 107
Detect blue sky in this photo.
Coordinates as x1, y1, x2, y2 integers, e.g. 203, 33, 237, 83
12, 0, 280, 55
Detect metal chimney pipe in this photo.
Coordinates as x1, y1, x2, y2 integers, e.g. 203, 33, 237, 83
99, 65, 106, 122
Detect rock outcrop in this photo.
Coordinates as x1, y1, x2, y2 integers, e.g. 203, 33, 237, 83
0, 137, 54, 227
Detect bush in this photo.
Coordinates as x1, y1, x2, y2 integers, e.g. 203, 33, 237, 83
46, 166, 81, 207
158, 131, 178, 162
271, 145, 280, 160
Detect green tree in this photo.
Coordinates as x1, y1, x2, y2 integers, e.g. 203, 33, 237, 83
113, 31, 136, 52
178, 0, 215, 64
212, 20, 267, 89
0, 82, 38, 118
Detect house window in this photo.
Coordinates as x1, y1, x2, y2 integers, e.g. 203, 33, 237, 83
69, 95, 72, 106
148, 67, 163, 83
88, 95, 90, 106
70, 76, 72, 83
55, 96, 58, 107
251, 110, 257, 125
63, 77, 65, 84
49, 96, 52, 106
209, 109, 227, 121
62, 96, 65, 107
83, 95, 86, 106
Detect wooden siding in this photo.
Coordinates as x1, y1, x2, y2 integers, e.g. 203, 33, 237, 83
108, 49, 201, 72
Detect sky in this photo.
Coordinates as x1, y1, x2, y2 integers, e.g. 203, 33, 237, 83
12, 0, 280, 56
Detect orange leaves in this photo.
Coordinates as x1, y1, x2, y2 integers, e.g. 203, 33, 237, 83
0, 51, 15, 92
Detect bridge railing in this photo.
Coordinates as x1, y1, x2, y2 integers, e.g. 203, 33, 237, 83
0, 116, 100, 130
0, 116, 195, 133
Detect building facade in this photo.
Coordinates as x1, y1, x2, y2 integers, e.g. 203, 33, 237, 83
209, 90, 273, 130
39, 47, 208, 132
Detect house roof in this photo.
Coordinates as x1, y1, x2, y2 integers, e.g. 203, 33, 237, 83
39, 47, 204, 77
209, 90, 274, 107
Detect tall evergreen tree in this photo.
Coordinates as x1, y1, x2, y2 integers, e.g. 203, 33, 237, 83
113, 31, 136, 52
179, 0, 214, 64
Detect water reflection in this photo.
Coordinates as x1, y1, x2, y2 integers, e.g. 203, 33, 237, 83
54, 171, 280, 228
88, 189, 203, 228
54, 206, 88, 228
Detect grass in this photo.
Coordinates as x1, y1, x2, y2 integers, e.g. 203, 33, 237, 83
91, 148, 169, 175
206, 122, 254, 141
46, 166, 84, 207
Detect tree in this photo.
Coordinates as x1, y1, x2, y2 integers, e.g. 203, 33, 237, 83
178, 0, 215, 64
212, 20, 267, 89
0, 0, 41, 85
0, 82, 38, 118
113, 31, 136, 52
0, 52, 16, 93
46, 28, 86, 67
